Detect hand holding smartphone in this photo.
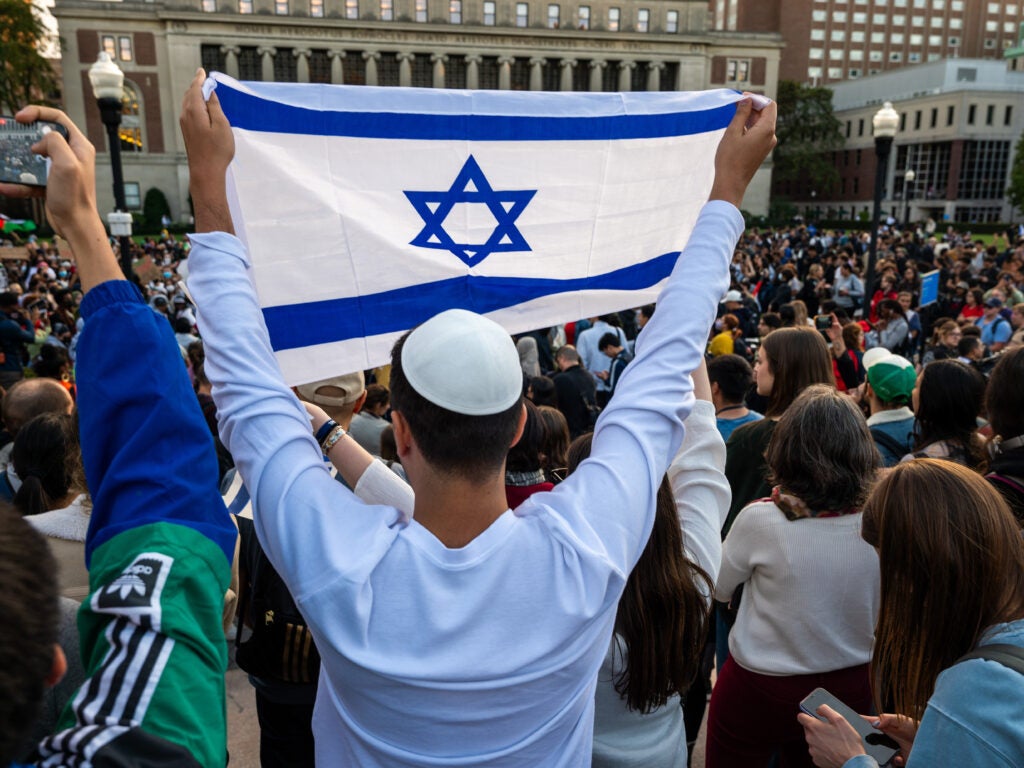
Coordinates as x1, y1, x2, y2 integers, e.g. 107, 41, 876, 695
800, 688, 900, 765
0, 116, 69, 187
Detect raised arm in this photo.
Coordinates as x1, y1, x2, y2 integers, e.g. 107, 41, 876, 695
667, 359, 730, 593
531, 98, 776, 575
1, 105, 235, 766
180, 71, 406, 598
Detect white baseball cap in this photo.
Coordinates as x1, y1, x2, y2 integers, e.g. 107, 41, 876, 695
401, 309, 522, 416
296, 372, 366, 406
721, 290, 743, 303
861, 347, 893, 370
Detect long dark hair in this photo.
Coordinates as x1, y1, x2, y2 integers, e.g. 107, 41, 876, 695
862, 460, 1024, 719
986, 347, 1024, 440
567, 434, 712, 713
11, 412, 80, 517
766, 385, 880, 513
913, 360, 986, 470
759, 326, 835, 418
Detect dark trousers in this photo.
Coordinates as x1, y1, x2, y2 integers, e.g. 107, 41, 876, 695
705, 656, 872, 768
254, 690, 316, 768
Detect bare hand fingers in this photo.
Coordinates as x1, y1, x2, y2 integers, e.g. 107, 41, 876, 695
181, 69, 210, 125
15, 105, 88, 146
729, 98, 753, 135
30, 130, 78, 165
0, 183, 44, 199
207, 89, 229, 128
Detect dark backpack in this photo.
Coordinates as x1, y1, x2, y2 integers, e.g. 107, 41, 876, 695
235, 514, 321, 684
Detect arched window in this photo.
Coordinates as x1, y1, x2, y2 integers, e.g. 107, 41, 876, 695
119, 81, 144, 153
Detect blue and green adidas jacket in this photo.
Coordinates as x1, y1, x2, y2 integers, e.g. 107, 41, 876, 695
29, 280, 236, 767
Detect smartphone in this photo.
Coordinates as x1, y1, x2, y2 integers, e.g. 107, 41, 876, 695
800, 688, 900, 766
814, 314, 833, 332
0, 117, 69, 186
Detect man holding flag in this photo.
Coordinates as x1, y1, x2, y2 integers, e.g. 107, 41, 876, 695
182, 68, 775, 765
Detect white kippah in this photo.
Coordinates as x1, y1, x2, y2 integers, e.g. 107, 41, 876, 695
401, 309, 522, 416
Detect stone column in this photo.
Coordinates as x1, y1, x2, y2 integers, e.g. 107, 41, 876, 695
466, 54, 481, 89
559, 58, 576, 91
618, 60, 635, 91
589, 59, 606, 92
258, 45, 276, 82
295, 48, 312, 83
221, 45, 240, 79
397, 52, 414, 87
498, 55, 513, 90
431, 53, 447, 88
529, 56, 545, 91
363, 50, 380, 86
329, 50, 346, 84
646, 61, 664, 91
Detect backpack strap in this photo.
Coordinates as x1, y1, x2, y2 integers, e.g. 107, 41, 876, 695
987, 473, 1024, 496
955, 644, 1024, 676
870, 427, 910, 459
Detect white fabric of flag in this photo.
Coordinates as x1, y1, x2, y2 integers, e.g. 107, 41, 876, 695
205, 73, 743, 385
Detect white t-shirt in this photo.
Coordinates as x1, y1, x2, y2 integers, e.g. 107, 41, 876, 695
188, 202, 743, 765
716, 501, 879, 676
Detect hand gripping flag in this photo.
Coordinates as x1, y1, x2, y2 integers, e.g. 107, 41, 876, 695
204, 74, 745, 385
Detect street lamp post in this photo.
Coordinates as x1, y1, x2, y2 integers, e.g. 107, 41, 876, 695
903, 168, 915, 230
864, 101, 899, 315
88, 52, 133, 279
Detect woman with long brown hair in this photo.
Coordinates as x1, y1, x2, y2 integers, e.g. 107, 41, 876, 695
903, 359, 986, 469
716, 327, 837, 672
706, 386, 882, 768
800, 460, 1024, 767
722, 326, 835, 536
582, 359, 729, 767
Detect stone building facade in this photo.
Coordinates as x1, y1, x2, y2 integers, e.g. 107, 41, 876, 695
52, 0, 781, 220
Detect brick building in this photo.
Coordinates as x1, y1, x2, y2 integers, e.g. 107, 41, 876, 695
709, 0, 1024, 85
52, 0, 782, 220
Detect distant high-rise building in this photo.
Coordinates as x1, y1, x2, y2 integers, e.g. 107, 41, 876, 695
709, 0, 1024, 84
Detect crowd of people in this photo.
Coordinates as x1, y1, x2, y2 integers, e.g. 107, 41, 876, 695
0, 76, 1021, 768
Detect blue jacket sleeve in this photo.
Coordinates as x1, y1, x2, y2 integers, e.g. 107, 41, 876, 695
76, 280, 236, 566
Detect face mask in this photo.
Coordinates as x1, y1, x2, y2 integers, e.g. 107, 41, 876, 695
714, 319, 724, 331
58, 270, 68, 278
163, 272, 172, 279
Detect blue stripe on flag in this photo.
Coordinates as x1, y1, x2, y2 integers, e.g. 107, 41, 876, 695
262, 251, 679, 351
214, 86, 735, 141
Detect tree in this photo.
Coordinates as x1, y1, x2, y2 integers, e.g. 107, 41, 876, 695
143, 187, 172, 232
1007, 133, 1024, 220
0, 0, 59, 115
772, 80, 845, 196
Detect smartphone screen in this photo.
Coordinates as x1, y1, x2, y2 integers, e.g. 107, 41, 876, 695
0, 117, 68, 187
800, 688, 900, 765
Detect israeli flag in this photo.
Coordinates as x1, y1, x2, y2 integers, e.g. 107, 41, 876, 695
206, 73, 743, 385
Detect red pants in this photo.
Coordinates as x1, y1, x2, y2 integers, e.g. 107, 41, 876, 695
705, 656, 872, 768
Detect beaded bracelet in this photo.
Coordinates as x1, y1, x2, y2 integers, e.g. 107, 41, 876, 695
315, 419, 338, 445
320, 425, 347, 453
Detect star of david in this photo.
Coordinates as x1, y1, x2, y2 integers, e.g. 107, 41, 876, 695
404, 155, 537, 266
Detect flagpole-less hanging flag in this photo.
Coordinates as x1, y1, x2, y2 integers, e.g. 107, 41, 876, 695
203, 73, 746, 385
